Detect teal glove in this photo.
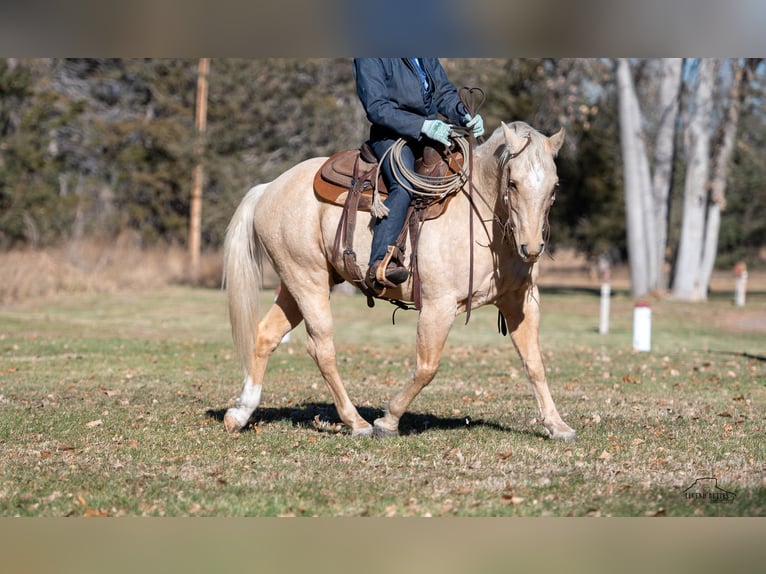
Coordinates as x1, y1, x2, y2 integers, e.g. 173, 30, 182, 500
421, 119, 452, 146
464, 113, 485, 138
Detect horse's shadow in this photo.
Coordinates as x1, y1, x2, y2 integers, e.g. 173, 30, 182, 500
205, 402, 543, 438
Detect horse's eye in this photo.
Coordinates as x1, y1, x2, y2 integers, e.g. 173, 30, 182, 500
507, 178, 517, 190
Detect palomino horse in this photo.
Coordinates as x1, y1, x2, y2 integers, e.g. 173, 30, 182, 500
222, 121, 576, 441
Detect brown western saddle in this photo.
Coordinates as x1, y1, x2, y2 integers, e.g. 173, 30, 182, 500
313, 141, 464, 306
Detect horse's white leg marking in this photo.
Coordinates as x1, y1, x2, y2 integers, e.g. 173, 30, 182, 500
224, 285, 304, 433
224, 376, 262, 432
503, 286, 576, 441
374, 299, 456, 437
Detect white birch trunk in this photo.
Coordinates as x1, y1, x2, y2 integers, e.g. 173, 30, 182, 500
698, 60, 748, 295
650, 59, 683, 292
672, 59, 719, 300
616, 58, 654, 297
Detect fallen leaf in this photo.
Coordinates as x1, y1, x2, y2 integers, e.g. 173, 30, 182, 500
85, 419, 103, 428
501, 494, 524, 505
444, 448, 464, 464
439, 500, 455, 515
717, 412, 732, 418
497, 449, 513, 460
83, 507, 109, 517
644, 508, 667, 517
631, 438, 645, 446
599, 450, 612, 460
311, 415, 342, 433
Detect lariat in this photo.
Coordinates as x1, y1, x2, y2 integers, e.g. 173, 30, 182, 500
370, 136, 471, 219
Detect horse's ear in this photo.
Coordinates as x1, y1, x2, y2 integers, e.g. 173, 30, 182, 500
548, 128, 565, 156
501, 122, 528, 155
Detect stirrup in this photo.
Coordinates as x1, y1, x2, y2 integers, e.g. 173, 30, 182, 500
376, 245, 408, 286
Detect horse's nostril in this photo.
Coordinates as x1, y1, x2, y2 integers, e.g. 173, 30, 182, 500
520, 244, 529, 258
539, 242, 546, 254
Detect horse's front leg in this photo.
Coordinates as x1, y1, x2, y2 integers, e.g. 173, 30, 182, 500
300, 288, 374, 437
373, 299, 456, 437
500, 285, 576, 441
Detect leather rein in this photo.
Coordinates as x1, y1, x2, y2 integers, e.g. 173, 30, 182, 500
451, 86, 531, 324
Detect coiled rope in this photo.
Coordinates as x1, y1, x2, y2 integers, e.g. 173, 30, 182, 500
370, 134, 471, 219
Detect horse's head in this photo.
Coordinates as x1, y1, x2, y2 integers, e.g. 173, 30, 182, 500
492, 122, 565, 263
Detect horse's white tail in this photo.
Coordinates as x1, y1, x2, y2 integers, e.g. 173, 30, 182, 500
222, 184, 268, 375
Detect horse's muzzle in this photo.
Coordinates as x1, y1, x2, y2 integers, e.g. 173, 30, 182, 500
520, 242, 545, 262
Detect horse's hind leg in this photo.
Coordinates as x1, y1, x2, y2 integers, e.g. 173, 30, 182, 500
224, 283, 303, 433
500, 286, 576, 441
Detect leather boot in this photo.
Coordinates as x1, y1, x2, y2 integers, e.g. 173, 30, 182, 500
365, 260, 409, 292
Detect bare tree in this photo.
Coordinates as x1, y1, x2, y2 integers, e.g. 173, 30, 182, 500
616, 58, 652, 296
695, 59, 760, 297
673, 59, 718, 300
672, 59, 757, 300
189, 58, 209, 283
616, 58, 682, 297
650, 59, 683, 291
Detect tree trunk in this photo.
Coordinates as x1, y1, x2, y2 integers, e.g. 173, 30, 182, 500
616, 58, 654, 297
650, 58, 683, 292
672, 59, 718, 301
698, 60, 754, 294
189, 58, 209, 283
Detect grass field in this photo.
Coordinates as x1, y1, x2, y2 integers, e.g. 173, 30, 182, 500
1, 282, 764, 517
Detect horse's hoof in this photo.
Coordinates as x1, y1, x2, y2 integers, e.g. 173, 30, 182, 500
223, 409, 245, 433
351, 425, 374, 438
372, 420, 399, 438
551, 429, 577, 442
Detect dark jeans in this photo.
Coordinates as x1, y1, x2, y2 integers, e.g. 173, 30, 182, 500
368, 138, 419, 265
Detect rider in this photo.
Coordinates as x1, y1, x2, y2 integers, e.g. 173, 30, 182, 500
353, 58, 485, 292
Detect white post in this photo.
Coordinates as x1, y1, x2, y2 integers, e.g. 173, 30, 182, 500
598, 254, 611, 335
734, 262, 747, 307
599, 282, 611, 335
633, 301, 651, 352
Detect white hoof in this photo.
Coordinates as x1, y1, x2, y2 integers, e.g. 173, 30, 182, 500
552, 429, 577, 442
351, 425, 374, 438
548, 423, 576, 442
542, 418, 577, 442
372, 419, 399, 438
223, 408, 248, 433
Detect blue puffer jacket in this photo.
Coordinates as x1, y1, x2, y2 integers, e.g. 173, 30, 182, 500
353, 58, 469, 143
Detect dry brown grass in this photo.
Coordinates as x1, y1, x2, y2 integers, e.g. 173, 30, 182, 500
2, 242, 763, 308
0, 235, 224, 304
